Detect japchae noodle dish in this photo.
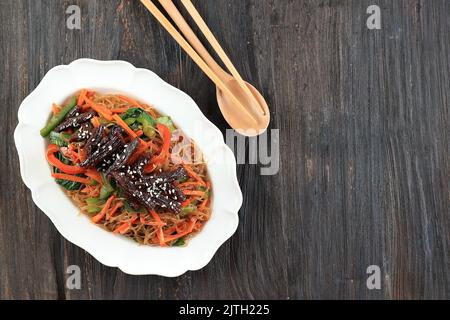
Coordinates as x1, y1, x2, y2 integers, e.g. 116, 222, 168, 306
40, 90, 211, 246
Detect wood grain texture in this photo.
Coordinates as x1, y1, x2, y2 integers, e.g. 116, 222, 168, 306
1, 0, 449, 299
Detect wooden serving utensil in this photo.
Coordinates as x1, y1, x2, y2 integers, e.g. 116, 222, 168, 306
140, 0, 270, 136
174, 0, 270, 135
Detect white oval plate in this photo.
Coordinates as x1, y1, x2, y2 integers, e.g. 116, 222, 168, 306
14, 59, 242, 276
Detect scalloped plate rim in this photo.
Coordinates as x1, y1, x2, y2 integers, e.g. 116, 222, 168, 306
14, 59, 242, 277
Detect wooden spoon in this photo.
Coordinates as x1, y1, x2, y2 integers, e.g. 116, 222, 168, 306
151, 0, 270, 136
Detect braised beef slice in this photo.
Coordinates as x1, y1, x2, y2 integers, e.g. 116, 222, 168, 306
55, 110, 96, 132
81, 125, 124, 167
70, 122, 94, 142
110, 165, 187, 214
105, 138, 140, 175
66, 106, 82, 119
83, 124, 105, 156
109, 170, 146, 208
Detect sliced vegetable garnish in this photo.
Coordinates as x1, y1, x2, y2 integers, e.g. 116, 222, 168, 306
49, 131, 71, 147
99, 173, 115, 200
157, 116, 176, 132
86, 197, 105, 214
180, 203, 197, 217
138, 111, 157, 138
121, 107, 157, 138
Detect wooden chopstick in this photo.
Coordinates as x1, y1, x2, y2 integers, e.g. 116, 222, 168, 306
180, 0, 266, 116
140, 0, 257, 123
158, 0, 218, 70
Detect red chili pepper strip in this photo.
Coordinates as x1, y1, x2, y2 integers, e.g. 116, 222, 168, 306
46, 144, 86, 175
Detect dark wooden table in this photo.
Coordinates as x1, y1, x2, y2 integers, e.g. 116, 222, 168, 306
1, 0, 449, 300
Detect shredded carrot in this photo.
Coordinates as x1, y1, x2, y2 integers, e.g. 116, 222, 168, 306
69, 151, 79, 164
77, 89, 87, 106
147, 124, 171, 168
51, 173, 92, 185
138, 138, 148, 149
67, 144, 80, 163
193, 221, 203, 231
150, 210, 165, 226
178, 181, 205, 188
85, 168, 102, 184
176, 221, 189, 233
78, 146, 87, 162
108, 202, 123, 218
199, 198, 209, 211
156, 227, 166, 246
127, 139, 148, 164
163, 226, 177, 235
182, 190, 205, 197
164, 218, 197, 243
79, 151, 86, 162
62, 144, 79, 164
114, 222, 130, 234
113, 114, 137, 138
110, 107, 130, 114
181, 199, 191, 208
84, 96, 113, 121
81, 185, 100, 197
92, 195, 115, 223
81, 186, 90, 194
145, 139, 159, 151
86, 91, 95, 99
91, 116, 101, 128
52, 103, 61, 115
113, 214, 137, 233
140, 214, 160, 226
135, 129, 144, 137
157, 123, 171, 155
145, 163, 157, 173
182, 164, 207, 186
